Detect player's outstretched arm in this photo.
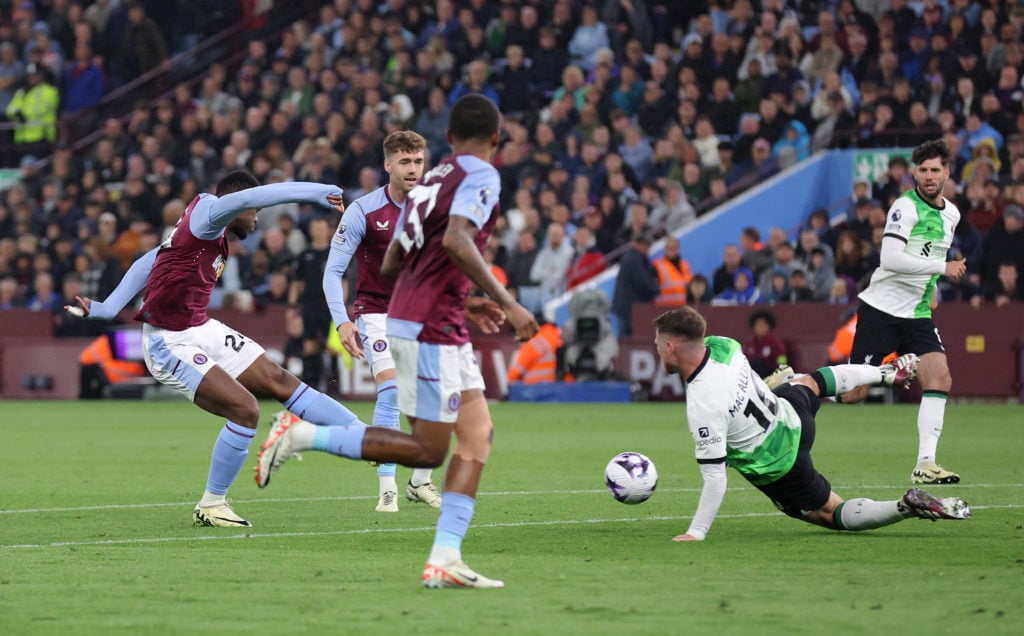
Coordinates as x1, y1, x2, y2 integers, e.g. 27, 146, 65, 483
674, 462, 728, 542
443, 216, 538, 341
204, 183, 343, 232
66, 246, 158, 319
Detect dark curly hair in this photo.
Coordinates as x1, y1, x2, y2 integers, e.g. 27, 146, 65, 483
911, 139, 952, 167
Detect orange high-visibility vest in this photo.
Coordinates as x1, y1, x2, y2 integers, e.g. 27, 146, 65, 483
828, 315, 858, 363
828, 315, 895, 364
79, 335, 148, 384
508, 323, 563, 384
654, 257, 693, 306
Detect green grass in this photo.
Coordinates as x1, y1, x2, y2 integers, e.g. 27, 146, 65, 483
1, 400, 1021, 635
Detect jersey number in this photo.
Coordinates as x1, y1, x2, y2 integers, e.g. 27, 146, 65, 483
398, 183, 441, 252
224, 334, 246, 352
743, 378, 778, 431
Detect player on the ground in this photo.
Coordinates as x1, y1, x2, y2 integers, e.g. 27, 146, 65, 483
653, 306, 970, 542
256, 94, 538, 588
317, 130, 441, 512
66, 171, 371, 528
840, 139, 967, 485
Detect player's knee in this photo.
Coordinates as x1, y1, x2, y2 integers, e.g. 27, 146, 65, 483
232, 393, 261, 428
420, 444, 449, 467
923, 367, 952, 392
454, 420, 493, 463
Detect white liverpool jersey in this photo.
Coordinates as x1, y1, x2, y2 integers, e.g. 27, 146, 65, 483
859, 189, 960, 319
686, 336, 802, 486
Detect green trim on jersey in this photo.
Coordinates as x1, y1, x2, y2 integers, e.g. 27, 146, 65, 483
705, 335, 741, 365
726, 419, 801, 486
906, 190, 946, 318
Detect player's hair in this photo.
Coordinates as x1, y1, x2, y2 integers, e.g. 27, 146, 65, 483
215, 170, 260, 196
448, 94, 500, 143
912, 139, 952, 167
383, 130, 426, 158
654, 306, 706, 342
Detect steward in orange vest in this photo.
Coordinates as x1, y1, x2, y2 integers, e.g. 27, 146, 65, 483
653, 237, 693, 306
79, 334, 148, 383
507, 322, 563, 384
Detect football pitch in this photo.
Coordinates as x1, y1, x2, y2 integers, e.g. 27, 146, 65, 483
1, 400, 1021, 635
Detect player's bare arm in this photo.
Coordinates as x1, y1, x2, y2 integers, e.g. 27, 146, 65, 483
442, 215, 539, 341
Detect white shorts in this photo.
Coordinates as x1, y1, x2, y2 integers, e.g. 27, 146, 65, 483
142, 319, 266, 401
390, 336, 485, 423
356, 313, 394, 377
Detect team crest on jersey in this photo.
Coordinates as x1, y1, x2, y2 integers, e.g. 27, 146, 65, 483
372, 339, 387, 352
212, 255, 225, 279
193, 354, 209, 365
448, 392, 461, 412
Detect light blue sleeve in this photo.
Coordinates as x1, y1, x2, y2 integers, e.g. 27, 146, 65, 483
191, 182, 343, 239
450, 161, 501, 230
323, 201, 366, 326
87, 247, 159, 319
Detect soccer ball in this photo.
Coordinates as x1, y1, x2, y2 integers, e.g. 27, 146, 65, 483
604, 452, 658, 504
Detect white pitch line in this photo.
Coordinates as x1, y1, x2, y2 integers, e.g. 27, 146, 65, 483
1, 483, 1021, 516
1, 505, 1019, 551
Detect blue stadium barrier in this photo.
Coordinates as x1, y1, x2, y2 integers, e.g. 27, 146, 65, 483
507, 381, 632, 403
544, 148, 909, 329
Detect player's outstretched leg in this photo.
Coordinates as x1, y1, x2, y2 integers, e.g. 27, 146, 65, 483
831, 488, 970, 530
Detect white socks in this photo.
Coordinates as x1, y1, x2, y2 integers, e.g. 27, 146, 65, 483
916, 394, 946, 465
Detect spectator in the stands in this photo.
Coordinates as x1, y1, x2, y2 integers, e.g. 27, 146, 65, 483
612, 232, 659, 337
113, 3, 168, 84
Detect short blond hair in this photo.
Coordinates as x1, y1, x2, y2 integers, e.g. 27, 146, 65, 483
383, 130, 426, 158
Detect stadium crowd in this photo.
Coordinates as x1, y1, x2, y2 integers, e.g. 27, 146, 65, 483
2, 0, 1024, 344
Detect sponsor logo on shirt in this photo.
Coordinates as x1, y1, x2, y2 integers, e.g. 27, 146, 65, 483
698, 427, 709, 438
696, 434, 723, 450
375, 220, 390, 231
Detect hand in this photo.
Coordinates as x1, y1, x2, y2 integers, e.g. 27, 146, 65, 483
944, 259, 966, 282
465, 296, 506, 334
672, 534, 703, 542
505, 302, 539, 341
65, 295, 92, 318
337, 321, 364, 359
327, 193, 345, 215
